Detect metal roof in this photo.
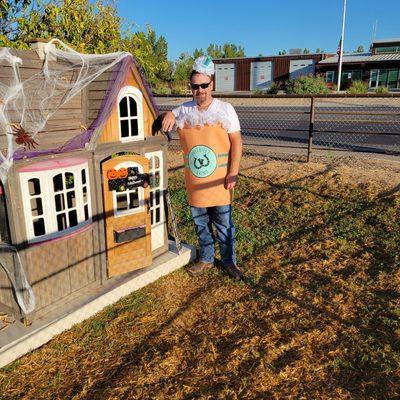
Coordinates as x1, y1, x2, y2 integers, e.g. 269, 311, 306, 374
318, 52, 400, 64
212, 53, 327, 61
372, 38, 400, 44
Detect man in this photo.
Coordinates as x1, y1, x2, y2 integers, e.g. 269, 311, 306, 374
162, 56, 243, 279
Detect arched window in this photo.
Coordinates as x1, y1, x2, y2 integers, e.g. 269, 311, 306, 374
112, 161, 145, 216
117, 86, 144, 141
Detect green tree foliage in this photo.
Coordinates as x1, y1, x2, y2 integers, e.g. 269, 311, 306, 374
121, 26, 171, 85
303, 48, 310, 54
173, 52, 194, 82
0, 0, 32, 38
171, 43, 246, 83
0, 0, 170, 87
286, 75, 330, 95
206, 43, 245, 58
222, 43, 245, 58
193, 48, 204, 59
1, 0, 122, 52
278, 50, 287, 55
356, 45, 364, 53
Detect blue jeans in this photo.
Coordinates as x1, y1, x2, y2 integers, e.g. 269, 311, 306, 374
190, 205, 237, 266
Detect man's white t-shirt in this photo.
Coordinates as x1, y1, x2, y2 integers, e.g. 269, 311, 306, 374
172, 98, 241, 133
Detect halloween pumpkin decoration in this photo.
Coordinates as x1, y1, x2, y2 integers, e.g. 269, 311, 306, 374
107, 169, 118, 180
118, 168, 128, 179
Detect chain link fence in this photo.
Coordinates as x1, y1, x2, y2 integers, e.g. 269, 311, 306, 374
157, 94, 400, 164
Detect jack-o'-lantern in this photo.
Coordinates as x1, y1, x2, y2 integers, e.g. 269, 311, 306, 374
107, 169, 118, 180
118, 168, 128, 179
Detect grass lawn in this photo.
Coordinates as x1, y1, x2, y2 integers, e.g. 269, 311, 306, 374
1, 156, 400, 399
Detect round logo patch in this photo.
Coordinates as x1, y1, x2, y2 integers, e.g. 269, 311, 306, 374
188, 145, 217, 178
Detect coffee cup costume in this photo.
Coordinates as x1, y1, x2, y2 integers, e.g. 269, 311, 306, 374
175, 107, 232, 207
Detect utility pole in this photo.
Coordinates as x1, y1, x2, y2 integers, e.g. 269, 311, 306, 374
337, 0, 347, 93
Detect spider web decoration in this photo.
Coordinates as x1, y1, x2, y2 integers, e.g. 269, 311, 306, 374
0, 39, 135, 182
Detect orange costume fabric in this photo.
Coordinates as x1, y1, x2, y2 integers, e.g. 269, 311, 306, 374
178, 123, 232, 207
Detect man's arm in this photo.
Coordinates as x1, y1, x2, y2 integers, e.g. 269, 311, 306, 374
225, 131, 242, 190
161, 111, 176, 132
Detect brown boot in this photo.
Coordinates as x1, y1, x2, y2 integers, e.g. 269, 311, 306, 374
187, 261, 214, 276
224, 264, 244, 280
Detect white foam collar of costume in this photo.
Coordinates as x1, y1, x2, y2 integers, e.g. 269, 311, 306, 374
175, 107, 231, 131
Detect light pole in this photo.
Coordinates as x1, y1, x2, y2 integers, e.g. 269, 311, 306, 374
337, 0, 347, 93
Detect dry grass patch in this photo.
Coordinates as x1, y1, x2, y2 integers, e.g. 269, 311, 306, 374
1, 157, 399, 399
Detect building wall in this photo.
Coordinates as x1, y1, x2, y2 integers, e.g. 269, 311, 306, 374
316, 61, 400, 88
214, 54, 326, 91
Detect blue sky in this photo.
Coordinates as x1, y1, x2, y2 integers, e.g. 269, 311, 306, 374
117, 0, 400, 60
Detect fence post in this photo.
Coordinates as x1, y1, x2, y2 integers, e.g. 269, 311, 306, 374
307, 97, 315, 163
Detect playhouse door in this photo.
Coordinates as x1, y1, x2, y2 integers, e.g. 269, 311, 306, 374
102, 155, 152, 278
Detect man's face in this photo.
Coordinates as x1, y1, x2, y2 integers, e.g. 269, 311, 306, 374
190, 73, 213, 105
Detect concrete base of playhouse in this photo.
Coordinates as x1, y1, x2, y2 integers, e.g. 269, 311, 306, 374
0, 240, 196, 368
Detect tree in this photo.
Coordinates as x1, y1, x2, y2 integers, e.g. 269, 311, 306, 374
206, 43, 245, 58
122, 25, 171, 85
207, 44, 223, 58
0, 0, 32, 39
222, 43, 245, 58
278, 50, 287, 55
172, 52, 194, 82
0, 0, 171, 87
303, 48, 310, 54
356, 45, 364, 53
1, 0, 122, 52
193, 48, 204, 59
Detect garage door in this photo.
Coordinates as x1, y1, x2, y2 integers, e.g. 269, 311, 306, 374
289, 59, 315, 80
250, 61, 273, 90
215, 64, 235, 92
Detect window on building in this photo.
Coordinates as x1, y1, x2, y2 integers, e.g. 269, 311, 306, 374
147, 155, 162, 226
370, 70, 378, 88
118, 86, 144, 141
341, 70, 363, 83
112, 162, 144, 217
326, 71, 335, 83
369, 69, 400, 89
387, 69, 399, 89
378, 70, 388, 87
20, 161, 92, 243
375, 46, 400, 54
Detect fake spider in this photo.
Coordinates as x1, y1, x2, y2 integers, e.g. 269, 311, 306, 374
9, 124, 38, 150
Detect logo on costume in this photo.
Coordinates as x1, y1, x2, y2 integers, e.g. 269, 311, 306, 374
188, 145, 217, 178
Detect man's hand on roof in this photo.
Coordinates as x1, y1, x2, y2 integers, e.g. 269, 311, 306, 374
162, 111, 176, 133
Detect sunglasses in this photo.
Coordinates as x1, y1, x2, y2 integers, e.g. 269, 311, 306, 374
190, 81, 212, 90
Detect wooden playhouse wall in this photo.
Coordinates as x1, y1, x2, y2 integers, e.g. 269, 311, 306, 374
0, 154, 101, 315
0, 48, 86, 154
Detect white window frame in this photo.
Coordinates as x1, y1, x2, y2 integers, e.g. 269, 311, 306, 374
326, 71, 335, 83
20, 162, 92, 243
369, 69, 379, 88
145, 150, 165, 251
112, 161, 145, 217
117, 86, 144, 142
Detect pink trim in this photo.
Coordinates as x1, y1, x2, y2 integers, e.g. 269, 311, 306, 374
29, 222, 93, 247
19, 157, 88, 173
